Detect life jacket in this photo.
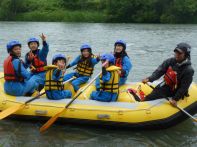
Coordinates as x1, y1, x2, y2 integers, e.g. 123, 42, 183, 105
45, 65, 64, 91
76, 55, 96, 77
30, 50, 47, 73
115, 57, 125, 77
164, 66, 177, 90
3, 55, 24, 81
100, 66, 120, 93
128, 87, 146, 101
115, 57, 122, 69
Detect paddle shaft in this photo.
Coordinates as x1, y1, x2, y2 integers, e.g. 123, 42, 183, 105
63, 76, 75, 85
64, 60, 108, 108
25, 92, 46, 104
176, 105, 197, 122
65, 71, 102, 108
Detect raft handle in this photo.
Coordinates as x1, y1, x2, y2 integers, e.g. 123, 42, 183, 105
35, 110, 48, 115
146, 109, 151, 114
2, 101, 6, 105
97, 114, 110, 119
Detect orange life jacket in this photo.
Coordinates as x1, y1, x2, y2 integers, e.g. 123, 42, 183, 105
30, 50, 46, 73
164, 66, 177, 90
115, 58, 122, 68
115, 58, 124, 76
3, 55, 24, 81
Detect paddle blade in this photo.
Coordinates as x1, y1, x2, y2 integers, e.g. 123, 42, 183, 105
0, 104, 24, 120
40, 108, 65, 133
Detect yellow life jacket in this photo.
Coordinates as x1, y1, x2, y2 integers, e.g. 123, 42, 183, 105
100, 65, 120, 93
44, 65, 64, 91
76, 55, 97, 77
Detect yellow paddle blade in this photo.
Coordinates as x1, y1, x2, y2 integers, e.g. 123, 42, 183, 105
0, 104, 25, 120
40, 108, 65, 133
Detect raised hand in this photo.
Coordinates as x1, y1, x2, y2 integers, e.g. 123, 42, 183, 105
28, 51, 35, 61
39, 33, 46, 41
102, 60, 109, 68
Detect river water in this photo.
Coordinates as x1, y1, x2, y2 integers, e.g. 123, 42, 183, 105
0, 22, 196, 146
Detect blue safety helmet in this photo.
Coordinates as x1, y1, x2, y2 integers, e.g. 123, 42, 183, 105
52, 54, 67, 64
80, 43, 92, 53
100, 53, 115, 64
6, 40, 21, 53
27, 37, 39, 46
114, 40, 126, 50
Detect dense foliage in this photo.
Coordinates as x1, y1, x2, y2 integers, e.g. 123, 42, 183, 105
0, 0, 197, 23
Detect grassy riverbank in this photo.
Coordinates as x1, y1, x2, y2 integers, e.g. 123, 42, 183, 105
15, 10, 106, 22
1, 0, 197, 23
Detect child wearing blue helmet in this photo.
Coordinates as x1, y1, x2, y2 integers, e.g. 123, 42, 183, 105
90, 53, 120, 102
25, 33, 49, 91
114, 40, 132, 85
44, 54, 72, 100
4, 40, 37, 96
64, 43, 99, 92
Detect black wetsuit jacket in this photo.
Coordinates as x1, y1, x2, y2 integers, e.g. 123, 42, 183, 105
148, 57, 194, 101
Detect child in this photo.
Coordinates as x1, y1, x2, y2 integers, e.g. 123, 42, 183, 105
25, 33, 49, 91
45, 54, 72, 100
4, 40, 37, 96
90, 53, 120, 102
114, 40, 132, 85
64, 43, 99, 92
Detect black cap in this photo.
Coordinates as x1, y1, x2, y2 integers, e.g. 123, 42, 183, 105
174, 42, 191, 54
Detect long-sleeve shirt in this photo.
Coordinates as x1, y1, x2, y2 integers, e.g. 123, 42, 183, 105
148, 57, 194, 101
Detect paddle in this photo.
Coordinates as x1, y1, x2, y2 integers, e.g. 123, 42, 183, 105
39, 71, 102, 133
144, 82, 197, 122
174, 103, 197, 122
0, 77, 75, 120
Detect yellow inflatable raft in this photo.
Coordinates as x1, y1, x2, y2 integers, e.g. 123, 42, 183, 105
0, 72, 197, 129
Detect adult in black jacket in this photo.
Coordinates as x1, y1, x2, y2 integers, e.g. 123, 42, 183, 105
142, 43, 194, 106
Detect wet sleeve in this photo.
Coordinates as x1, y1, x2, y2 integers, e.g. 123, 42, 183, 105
95, 77, 100, 90
39, 41, 49, 61
102, 67, 107, 75
69, 55, 81, 67
91, 56, 100, 65
122, 56, 132, 77
24, 53, 31, 68
148, 58, 171, 82
101, 72, 111, 82
52, 69, 62, 81
13, 59, 31, 80
173, 69, 194, 101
